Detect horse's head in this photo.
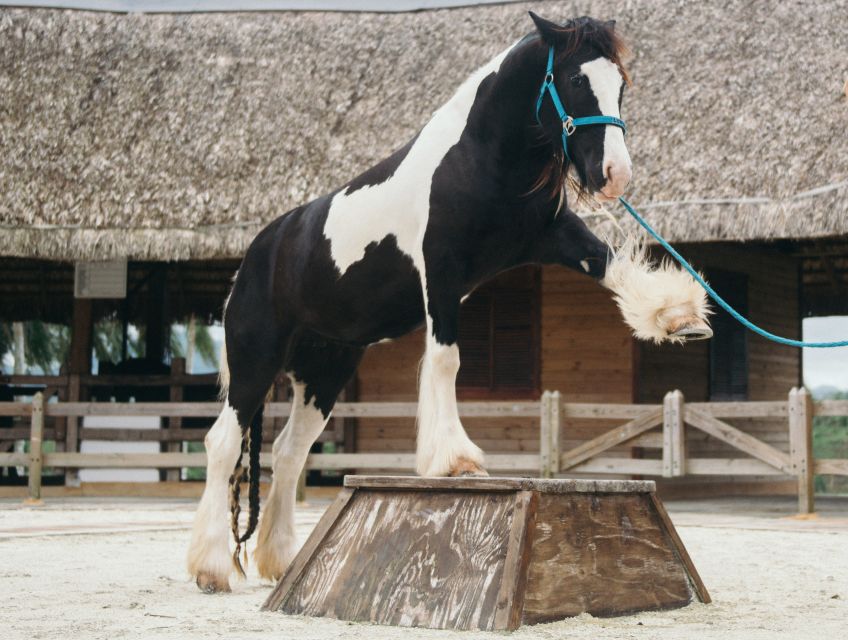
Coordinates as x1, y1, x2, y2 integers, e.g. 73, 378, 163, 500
530, 13, 632, 203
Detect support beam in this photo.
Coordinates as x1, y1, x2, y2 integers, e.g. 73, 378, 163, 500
66, 297, 92, 487
685, 407, 792, 474
560, 408, 663, 471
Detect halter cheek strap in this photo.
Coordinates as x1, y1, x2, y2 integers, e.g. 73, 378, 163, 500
535, 46, 626, 162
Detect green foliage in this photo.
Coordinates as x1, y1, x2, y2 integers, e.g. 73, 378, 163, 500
93, 315, 144, 365
193, 323, 218, 368
813, 390, 848, 495
169, 317, 219, 370
0, 321, 70, 374
184, 440, 206, 481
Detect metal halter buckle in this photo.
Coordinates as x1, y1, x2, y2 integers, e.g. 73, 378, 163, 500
544, 72, 554, 84
563, 117, 576, 136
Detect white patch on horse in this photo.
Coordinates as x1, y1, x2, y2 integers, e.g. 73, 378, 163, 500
581, 57, 631, 195
187, 400, 242, 590
322, 43, 516, 276
416, 336, 484, 476
254, 378, 330, 581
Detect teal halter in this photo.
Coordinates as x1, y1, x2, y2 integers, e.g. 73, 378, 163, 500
535, 46, 626, 162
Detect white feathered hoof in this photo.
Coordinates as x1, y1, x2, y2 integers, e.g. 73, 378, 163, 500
196, 571, 231, 594
602, 237, 713, 345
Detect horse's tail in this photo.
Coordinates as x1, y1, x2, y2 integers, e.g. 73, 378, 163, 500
228, 403, 264, 577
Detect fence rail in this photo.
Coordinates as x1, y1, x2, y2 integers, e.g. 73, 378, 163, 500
2, 387, 846, 512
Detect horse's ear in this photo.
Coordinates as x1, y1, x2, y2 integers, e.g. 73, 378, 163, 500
529, 11, 561, 45
605, 19, 617, 30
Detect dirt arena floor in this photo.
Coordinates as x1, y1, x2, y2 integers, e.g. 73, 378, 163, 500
2, 491, 846, 640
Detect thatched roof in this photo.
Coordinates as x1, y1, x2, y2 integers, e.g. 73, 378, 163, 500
1, 1, 846, 262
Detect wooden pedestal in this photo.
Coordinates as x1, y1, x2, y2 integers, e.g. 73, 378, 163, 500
262, 476, 709, 631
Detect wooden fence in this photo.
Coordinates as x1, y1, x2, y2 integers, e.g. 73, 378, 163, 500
1, 388, 846, 512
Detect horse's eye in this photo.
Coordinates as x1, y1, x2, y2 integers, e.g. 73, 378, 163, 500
570, 75, 585, 88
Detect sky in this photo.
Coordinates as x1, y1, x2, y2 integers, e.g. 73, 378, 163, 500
802, 316, 848, 391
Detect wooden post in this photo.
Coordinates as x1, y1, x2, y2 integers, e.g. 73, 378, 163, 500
539, 391, 562, 479
549, 391, 561, 477
25, 392, 45, 505
662, 390, 686, 478
789, 387, 815, 514
165, 358, 185, 482
66, 297, 92, 487
65, 373, 81, 487
539, 392, 551, 478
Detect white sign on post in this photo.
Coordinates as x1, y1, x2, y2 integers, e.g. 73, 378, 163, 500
74, 260, 128, 299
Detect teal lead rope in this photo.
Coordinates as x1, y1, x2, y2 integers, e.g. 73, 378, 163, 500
618, 197, 848, 348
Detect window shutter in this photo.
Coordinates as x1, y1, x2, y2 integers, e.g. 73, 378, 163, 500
457, 267, 539, 397
492, 291, 536, 389
457, 294, 492, 388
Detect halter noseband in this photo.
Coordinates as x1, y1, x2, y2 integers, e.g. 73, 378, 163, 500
535, 46, 627, 162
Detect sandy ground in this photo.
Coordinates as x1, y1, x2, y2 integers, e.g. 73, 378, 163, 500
1, 494, 847, 640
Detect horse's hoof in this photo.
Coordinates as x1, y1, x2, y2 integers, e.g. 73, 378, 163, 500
671, 326, 713, 341
449, 458, 489, 477
667, 315, 713, 342
196, 572, 231, 594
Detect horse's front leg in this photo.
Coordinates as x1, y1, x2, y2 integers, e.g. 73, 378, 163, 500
415, 279, 487, 478
540, 208, 711, 343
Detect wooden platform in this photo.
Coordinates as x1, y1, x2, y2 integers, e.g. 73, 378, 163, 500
262, 475, 710, 631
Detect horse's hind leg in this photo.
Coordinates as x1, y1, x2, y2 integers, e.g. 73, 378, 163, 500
187, 320, 287, 593
255, 333, 364, 581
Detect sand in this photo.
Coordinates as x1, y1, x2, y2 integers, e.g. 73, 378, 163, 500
1, 495, 846, 640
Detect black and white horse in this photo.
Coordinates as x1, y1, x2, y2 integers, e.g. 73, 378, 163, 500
188, 14, 710, 592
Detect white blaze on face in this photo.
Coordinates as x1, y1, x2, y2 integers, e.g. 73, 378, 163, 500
581, 57, 632, 199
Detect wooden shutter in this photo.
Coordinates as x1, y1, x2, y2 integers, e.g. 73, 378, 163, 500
457, 267, 540, 398
708, 270, 748, 401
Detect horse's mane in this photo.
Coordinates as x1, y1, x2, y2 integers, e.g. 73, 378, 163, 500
530, 17, 631, 208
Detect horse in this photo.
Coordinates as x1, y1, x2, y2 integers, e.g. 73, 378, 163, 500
187, 13, 711, 593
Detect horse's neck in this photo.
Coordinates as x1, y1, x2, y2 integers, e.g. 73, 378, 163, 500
436, 40, 558, 206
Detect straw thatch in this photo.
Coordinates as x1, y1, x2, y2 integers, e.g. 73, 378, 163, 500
1, 0, 846, 261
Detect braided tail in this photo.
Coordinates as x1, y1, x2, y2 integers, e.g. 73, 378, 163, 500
228, 404, 265, 576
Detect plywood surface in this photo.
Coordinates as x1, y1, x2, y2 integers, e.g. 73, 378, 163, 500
279, 489, 515, 630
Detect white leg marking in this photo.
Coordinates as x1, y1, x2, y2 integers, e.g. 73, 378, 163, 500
187, 400, 241, 591
255, 379, 329, 582
601, 237, 711, 343
416, 332, 485, 477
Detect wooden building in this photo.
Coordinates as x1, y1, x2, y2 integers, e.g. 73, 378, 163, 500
1, 2, 846, 493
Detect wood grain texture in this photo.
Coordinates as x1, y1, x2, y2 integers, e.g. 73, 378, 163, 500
262, 487, 356, 612
277, 489, 516, 630
344, 476, 656, 494
522, 492, 694, 623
